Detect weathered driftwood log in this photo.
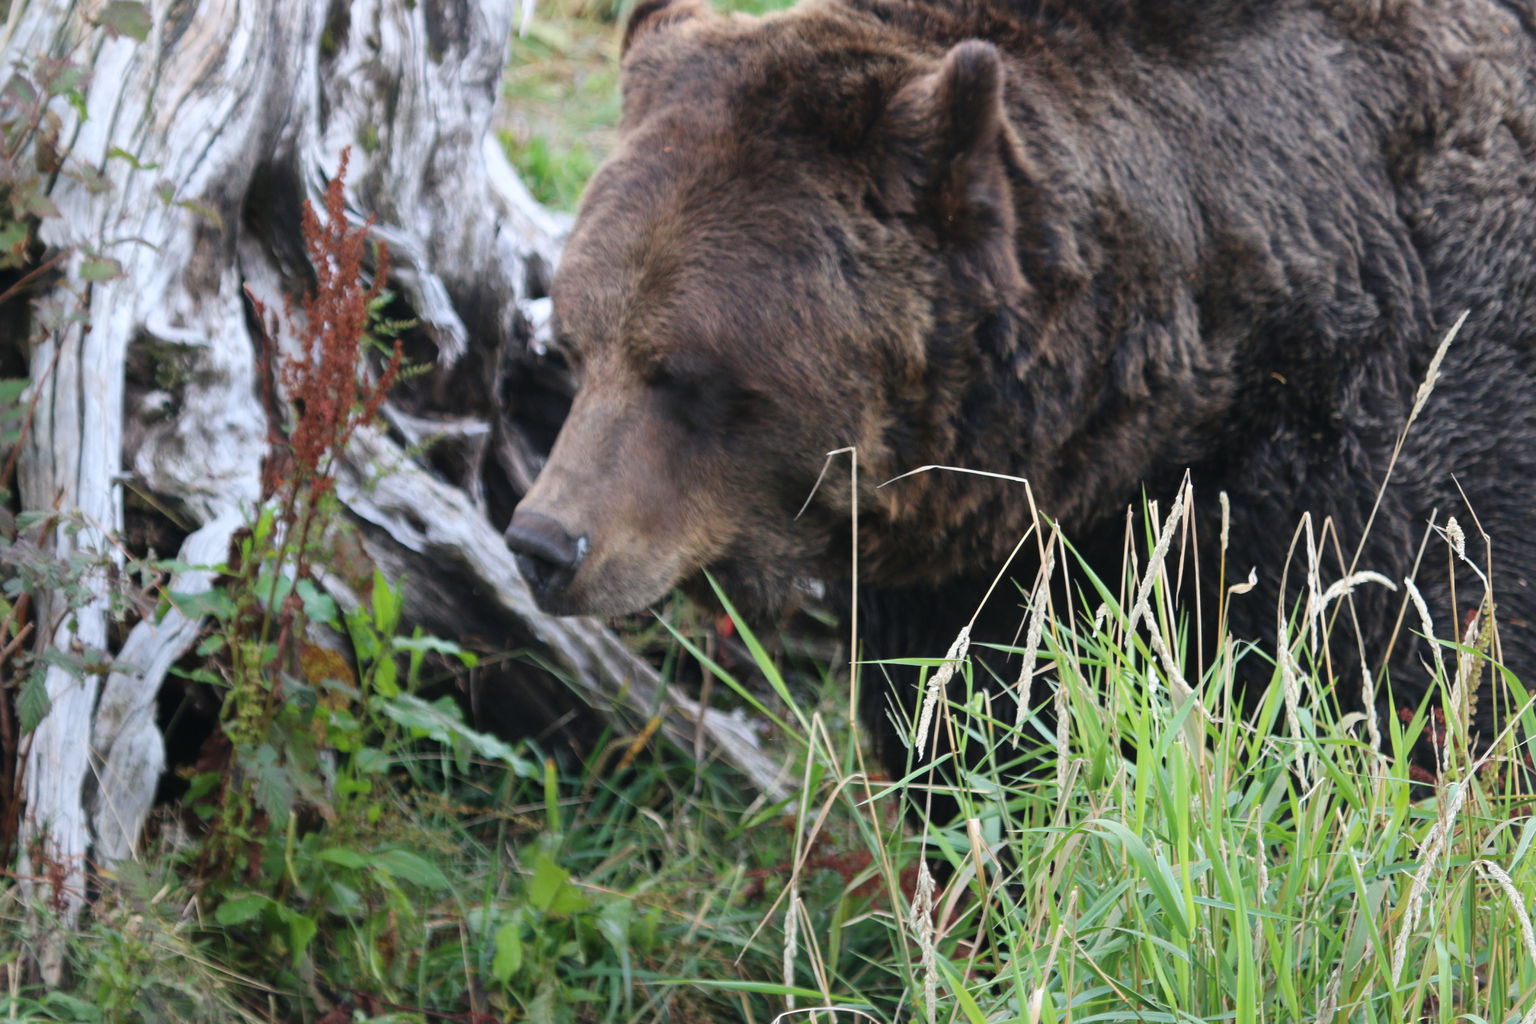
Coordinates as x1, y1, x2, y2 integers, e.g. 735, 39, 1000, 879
3, 0, 783, 980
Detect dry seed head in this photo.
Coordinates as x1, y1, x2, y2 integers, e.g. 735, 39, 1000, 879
909, 860, 938, 1022
1446, 516, 1466, 561
1476, 860, 1536, 969
1392, 776, 1471, 982
782, 891, 800, 1007
1012, 534, 1057, 739
1228, 566, 1258, 597
1318, 571, 1397, 611
915, 625, 969, 751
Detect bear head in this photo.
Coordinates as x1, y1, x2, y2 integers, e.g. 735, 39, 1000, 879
507, 0, 1045, 617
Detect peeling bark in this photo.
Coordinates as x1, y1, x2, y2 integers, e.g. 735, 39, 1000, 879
3, 0, 783, 980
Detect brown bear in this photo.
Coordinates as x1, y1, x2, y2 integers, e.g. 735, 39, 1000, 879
506, 0, 1536, 778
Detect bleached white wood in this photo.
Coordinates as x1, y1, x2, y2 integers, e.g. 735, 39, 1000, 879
7, 0, 782, 980
9, 0, 317, 979
90, 511, 244, 865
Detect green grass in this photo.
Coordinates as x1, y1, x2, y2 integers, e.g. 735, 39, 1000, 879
7, 493, 1533, 1023
499, 0, 798, 209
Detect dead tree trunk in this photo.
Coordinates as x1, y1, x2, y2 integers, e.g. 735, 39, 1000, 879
2, 0, 782, 981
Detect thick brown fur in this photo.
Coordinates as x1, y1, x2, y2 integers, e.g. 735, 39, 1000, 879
510, 0, 1536, 778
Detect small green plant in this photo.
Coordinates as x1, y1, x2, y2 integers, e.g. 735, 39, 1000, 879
160, 153, 525, 1008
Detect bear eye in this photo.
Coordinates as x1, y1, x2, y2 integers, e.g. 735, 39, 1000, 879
647, 358, 759, 435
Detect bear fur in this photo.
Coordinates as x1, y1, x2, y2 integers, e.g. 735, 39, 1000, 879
507, 0, 1536, 775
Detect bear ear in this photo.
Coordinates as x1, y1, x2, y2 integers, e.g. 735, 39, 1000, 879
622, 0, 707, 55
888, 40, 1025, 291
929, 40, 1007, 179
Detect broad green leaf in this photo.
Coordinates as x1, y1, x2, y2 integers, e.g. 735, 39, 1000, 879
370, 569, 400, 635
240, 744, 296, 819
18, 670, 51, 733
492, 920, 523, 982
2, 72, 38, 107
214, 892, 273, 926
42, 67, 83, 98
0, 222, 28, 267
20, 188, 58, 219
596, 898, 634, 959
527, 852, 588, 916
295, 578, 337, 627
393, 632, 479, 668
380, 694, 536, 776
284, 910, 317, 963
374, 847, 450, 890
371, 652, 399, 698
78, 256, 122, 281
167, 586, 236, 621
316, 846, 369, 868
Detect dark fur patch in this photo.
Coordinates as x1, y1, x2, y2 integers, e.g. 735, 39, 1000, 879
519, 0, 1536, 782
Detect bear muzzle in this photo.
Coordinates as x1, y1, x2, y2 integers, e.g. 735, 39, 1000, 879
505, 511, 590, 606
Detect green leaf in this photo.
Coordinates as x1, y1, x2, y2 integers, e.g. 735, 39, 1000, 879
240, 744, 296, 819
174, 198, 225, 229
0, 222, 28, 268
106, 146, 158, 171
935, 956, 992, 1024
62, 91, 88, 123
253, 570, 293, 614
167, 586, 236, 621
295, 578, 337, 627
214, 892, 273, 926
251, 505, 277, 548
392, 633, 479, 668
374, 847, 451, 890
372, 652, 399, 698
154, 557, 212, 574
1087, 819, 1191, 940
321, 879, 362, 916
284, 910, 318, 963
527, 852, 589, 916
492, 920, 524, 982
706, 572, 806, 730
380, 694, 537, 777
78, 256, 123, 282
18, 670, 51, 734
42, 67, 84, 99
596, 898, 634, 957
316, 846, 370, 869
351, 746, 389, 775
370, 569, 400, 635
2, 72, 38, 107
97, 1, 152, 41
20, 188, 58, 220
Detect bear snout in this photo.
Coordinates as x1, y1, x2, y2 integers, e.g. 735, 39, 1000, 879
506, 511, 589, 604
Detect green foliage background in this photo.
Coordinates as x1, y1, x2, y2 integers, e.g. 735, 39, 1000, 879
501, 0, 797, 209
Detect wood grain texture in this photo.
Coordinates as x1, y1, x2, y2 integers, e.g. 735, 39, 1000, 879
7, 0, 782, 979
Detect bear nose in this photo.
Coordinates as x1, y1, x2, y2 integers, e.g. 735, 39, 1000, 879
505, 512, 588, 598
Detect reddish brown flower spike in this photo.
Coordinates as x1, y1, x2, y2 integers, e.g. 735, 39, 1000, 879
254, 148, 401, 588
279, 146, 397, 487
